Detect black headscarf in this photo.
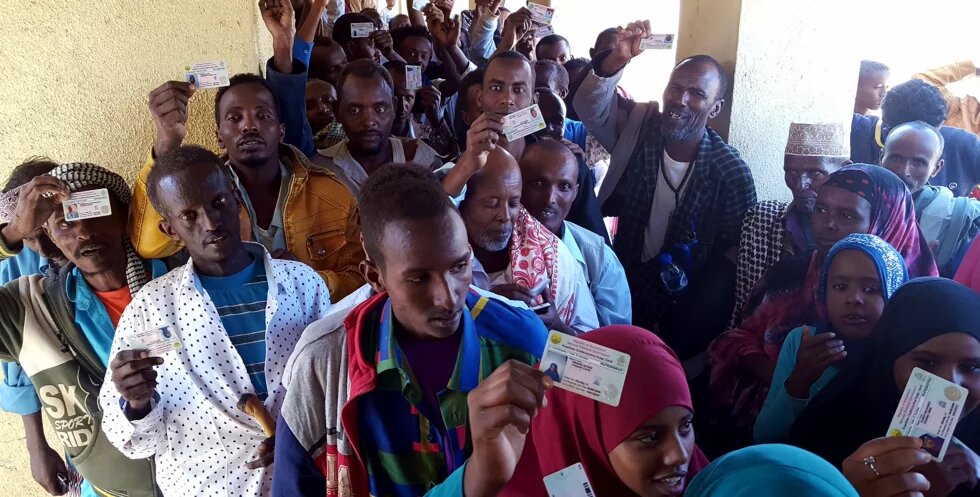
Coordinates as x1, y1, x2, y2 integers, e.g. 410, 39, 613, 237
789, 278, 980, 466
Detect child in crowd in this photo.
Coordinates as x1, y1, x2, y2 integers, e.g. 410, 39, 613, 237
755, 234, 909, 443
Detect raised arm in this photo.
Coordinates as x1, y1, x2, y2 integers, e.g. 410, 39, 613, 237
573, 21, 651, 152
296, 0, 328, 44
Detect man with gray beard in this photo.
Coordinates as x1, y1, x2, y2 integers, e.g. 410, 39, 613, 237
573, 20, 755, 361
457, 146, 599, 335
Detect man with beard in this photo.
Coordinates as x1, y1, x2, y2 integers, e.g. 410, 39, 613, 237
312, 59, 442, 197
130, 0, 365, 302
272, 164, 548, 497
0, 163, 172, 497
456, 144, 598, 335
731, 122, 850, 326
100, 146, 332, 496
574, 21, 755, 359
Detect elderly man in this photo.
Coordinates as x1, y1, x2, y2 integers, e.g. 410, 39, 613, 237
731, 122, 850, 325
881, 121, 980, 276
100, 146, 332, 496
0, 163, 171, 497
457, 146, 599, 334
574, 21, 755, 359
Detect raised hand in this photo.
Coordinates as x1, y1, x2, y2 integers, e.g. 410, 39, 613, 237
463, 360, 551, 497
1, 175, 70, 249
259, 0, 296, 42
600, 20, 651, 75
784, 326, 847, 399
148, 81, 196, 155
418, 85, 444, 124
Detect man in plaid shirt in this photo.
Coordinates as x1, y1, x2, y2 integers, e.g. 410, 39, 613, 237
574, 20, 756, 361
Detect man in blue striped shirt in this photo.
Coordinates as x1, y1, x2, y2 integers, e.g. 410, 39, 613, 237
102, 145, 333, 495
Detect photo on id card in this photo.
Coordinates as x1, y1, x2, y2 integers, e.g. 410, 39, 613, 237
539, 330, 630, 407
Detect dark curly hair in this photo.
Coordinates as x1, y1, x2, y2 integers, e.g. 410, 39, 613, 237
881, 79, 948, 128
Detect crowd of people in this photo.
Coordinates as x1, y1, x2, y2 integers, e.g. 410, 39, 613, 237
1, 0, 980, 496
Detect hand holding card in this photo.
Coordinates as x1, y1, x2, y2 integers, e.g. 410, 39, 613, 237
539, 330, 630, 406
502, 104, 547, 142
886, 368, 968, 462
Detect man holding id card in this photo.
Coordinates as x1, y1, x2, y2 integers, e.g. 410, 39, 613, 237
0, 163, 173, 497
100, 146, 333, 497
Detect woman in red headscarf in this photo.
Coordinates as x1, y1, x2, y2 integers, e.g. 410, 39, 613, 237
503, 325, 709, 497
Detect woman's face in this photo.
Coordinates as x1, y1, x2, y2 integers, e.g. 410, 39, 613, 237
893, 333, 980, 419
608, 406, 695, 497
812, 185, 873, 256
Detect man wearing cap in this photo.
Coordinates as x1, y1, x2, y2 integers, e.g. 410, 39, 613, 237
731, 122, 850, 325
0, 163, 172, 497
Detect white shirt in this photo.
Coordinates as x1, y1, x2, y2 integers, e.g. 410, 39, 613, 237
99, 244, 333, 497
643, 151, 692, 262
470, 239, 600, 334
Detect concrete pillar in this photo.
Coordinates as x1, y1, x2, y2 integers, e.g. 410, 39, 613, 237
727, 0, 860, 201
676, 0, 860, 201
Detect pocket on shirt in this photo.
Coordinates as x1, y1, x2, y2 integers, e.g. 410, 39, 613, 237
306, 229, 347, 261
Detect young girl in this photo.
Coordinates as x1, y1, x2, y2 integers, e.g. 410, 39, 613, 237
754, 233, 909, 443
791, 278, 980, 489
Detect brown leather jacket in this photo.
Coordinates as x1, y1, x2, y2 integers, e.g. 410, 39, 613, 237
129, 144, 365, 301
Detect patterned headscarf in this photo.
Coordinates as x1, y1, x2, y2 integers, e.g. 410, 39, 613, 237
818, 233, 909, 304
48, 163, 148, 294
822, 164, 937, 278
508, 207, 574, 325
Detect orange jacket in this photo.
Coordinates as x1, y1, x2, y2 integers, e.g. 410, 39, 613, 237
129, 144, 365, 301
913, 60, 980, 136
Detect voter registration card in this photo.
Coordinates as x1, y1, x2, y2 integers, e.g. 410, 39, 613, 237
62, 188, 111, 222
527, 2, 555, 25
124, 326, 183, 357
640, 34, 675, 50
351, 22, 375, 38
502, 104, 547, 142
412, 0, 428, 10
886, 368, 968, 462
535, 24, 555, 39
406, 65, 423, 91
184, 61, 230, 89
543, 463, 595, 497
540, 330, 630, 407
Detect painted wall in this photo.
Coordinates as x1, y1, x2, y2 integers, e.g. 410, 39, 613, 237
727, 0, 861, 202
0, 0, 266, 184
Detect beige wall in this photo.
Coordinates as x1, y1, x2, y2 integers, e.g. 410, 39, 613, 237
0, 0, 267, 184
726, 0, 860, 202
0, 2, 266, 494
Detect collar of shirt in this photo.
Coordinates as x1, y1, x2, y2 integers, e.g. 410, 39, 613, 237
375, 296, 482, 403
180, 242, 290, 308
559, 221, 586, 268
228, 161, 292, 250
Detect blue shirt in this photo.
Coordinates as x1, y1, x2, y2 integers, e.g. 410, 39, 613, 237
293, 36, 313, 68
0, 248, 48, 415
754, 325, 840, 444
198, 256, 270, 398
561, 221, 632, 326
563, 118, 589, 151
